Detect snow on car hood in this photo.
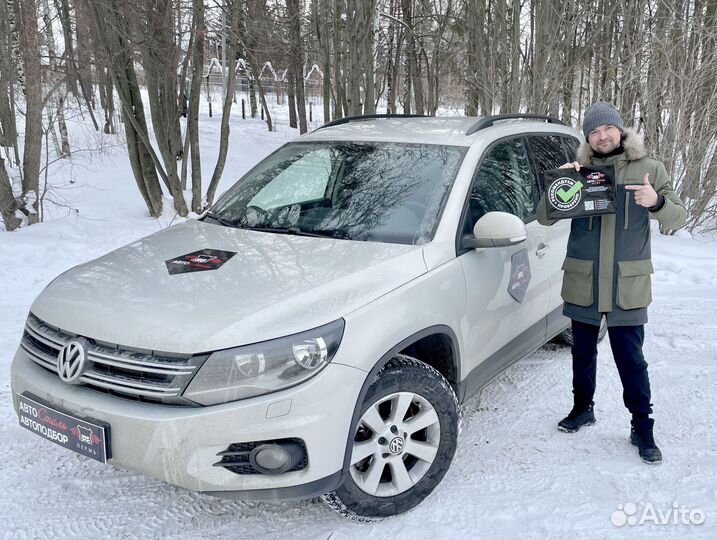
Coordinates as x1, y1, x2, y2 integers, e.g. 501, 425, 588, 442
30, 219, 427, 354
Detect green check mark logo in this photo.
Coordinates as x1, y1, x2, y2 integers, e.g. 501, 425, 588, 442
556, 180, 583, 203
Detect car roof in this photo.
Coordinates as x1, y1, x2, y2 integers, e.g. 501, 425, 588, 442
301, 116, 582, 147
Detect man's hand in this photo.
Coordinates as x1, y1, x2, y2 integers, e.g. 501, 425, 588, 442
625, 173, 658, 208
559, 161, 581, 171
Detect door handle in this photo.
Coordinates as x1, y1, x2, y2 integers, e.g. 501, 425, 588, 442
536, 242, 548, 258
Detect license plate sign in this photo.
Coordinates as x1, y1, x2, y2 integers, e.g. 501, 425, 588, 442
17, 394, 110, 463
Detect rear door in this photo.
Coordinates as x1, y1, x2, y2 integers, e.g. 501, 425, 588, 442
525, 134, 582, 329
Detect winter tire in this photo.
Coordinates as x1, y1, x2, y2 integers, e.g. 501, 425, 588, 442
557, 317, 608, 346
322, 354, 460, 520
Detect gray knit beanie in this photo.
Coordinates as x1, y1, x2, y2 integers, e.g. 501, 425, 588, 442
582, 101, 624, 138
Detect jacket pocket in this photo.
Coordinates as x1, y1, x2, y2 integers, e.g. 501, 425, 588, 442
617, 259, 654, 310
561, 257, 594, 307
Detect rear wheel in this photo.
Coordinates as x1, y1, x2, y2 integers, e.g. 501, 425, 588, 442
558, 317, 608, 346
322, 355, 459, 520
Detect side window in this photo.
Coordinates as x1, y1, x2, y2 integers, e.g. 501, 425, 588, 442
466, 138, 535, 228
561, 136, 580, 160
528, 135, 570, 170
527, 135, 572, 195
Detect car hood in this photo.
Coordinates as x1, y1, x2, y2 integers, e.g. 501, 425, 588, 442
31, 220, 427, 354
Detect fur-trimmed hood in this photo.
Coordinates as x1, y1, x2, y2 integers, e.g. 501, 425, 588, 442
576, 127, 648, 165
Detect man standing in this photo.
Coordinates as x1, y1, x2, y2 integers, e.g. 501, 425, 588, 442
538, 101, 686, 464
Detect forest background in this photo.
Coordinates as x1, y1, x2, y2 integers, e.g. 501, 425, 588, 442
0, 0, 715, 232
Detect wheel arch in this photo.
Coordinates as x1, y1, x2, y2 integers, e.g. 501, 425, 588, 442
336, 325, 460, 487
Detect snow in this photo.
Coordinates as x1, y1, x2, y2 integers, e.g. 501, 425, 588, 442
1, 106, 716, 539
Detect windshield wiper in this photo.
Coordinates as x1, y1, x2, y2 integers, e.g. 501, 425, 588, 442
241, 225, 348, 239
203, 212, 238, 228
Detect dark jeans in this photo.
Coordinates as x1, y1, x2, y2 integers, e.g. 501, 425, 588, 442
571, 319, 653, 417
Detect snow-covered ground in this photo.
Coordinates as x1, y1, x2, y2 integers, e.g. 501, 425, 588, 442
1, 108, 715, 540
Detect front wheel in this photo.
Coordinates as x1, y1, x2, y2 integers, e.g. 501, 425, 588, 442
322, 355, 460, 520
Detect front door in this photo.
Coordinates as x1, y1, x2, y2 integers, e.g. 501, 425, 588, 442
459, 137, 553, 391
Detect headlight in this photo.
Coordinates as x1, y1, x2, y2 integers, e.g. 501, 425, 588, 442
183, 319, 344, 405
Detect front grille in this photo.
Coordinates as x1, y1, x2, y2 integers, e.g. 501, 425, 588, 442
21, 313, 202, 405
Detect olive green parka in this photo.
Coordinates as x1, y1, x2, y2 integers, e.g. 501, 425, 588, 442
537, 129, 686, 326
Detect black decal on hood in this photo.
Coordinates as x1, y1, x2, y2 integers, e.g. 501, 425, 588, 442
165, 249, 237, 274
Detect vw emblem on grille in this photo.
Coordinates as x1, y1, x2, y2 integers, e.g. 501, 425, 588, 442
57, 339, 87, 384
389, 436, 405, 455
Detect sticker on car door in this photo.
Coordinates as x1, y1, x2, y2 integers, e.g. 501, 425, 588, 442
508, 248, 531, 303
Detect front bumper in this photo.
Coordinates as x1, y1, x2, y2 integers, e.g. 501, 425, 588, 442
11, 348, 366, 499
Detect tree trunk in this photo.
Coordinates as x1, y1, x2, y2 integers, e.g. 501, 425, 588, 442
508, 0, 521, 112
0, 157, 22, 231
249, 78, 258, 118
89, 0, 163, 217
332, 0, 345, 119
314, 0, 331, 123
288, 70, 298, 128
0, 0, 19, 158
386, 0, 398, 114
54, 0, 79, 99
346, 0, 362, 115
14, 0, 43, 224
255, 70, 273, 131
141, 0, 188, 216
75, 0, 99, 114
41, 0, 71, 157
402, 0, 424, 114
362, 0, 376, 115
188, 0, 204, 212
205, 0, 241, 208
287, 0, 308, 132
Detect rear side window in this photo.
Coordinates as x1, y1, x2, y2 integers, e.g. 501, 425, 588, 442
527, 135, 570, 172
561, 136, 580, 159
466, 137, 535, 228
526, 134, 579, 194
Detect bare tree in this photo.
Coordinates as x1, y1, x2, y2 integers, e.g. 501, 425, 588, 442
287, 0, 308, 132
0, 157, 21, 230
40, 0, 71, 157
205, 0, 242, 208
89, 0, 164, 217
188, 0, 204, 212
12, 0, 44, 224
137, 0, 189, 216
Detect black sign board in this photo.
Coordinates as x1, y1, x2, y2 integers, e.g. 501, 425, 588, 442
17, 393, 110, 463
165, 249, 237, 275
543, 165, 616, 220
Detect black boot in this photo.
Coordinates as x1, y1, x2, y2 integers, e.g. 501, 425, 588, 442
558, 403, 596, 433
630, 417, 662, 464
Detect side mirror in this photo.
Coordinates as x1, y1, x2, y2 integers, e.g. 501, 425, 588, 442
461, 211, 527, 249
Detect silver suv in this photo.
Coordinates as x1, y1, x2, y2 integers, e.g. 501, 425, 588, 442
12, 115, 581, 519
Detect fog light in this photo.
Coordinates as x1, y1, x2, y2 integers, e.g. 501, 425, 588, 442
249, 442, 305, 474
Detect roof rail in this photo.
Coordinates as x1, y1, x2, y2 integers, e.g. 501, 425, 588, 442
313, 114, 428, 131
465, 114, 564, 136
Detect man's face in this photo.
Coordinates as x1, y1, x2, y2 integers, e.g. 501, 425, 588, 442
587, 124, 622, 153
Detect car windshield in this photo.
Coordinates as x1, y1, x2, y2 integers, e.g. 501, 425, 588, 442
208, 141, 467, 245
